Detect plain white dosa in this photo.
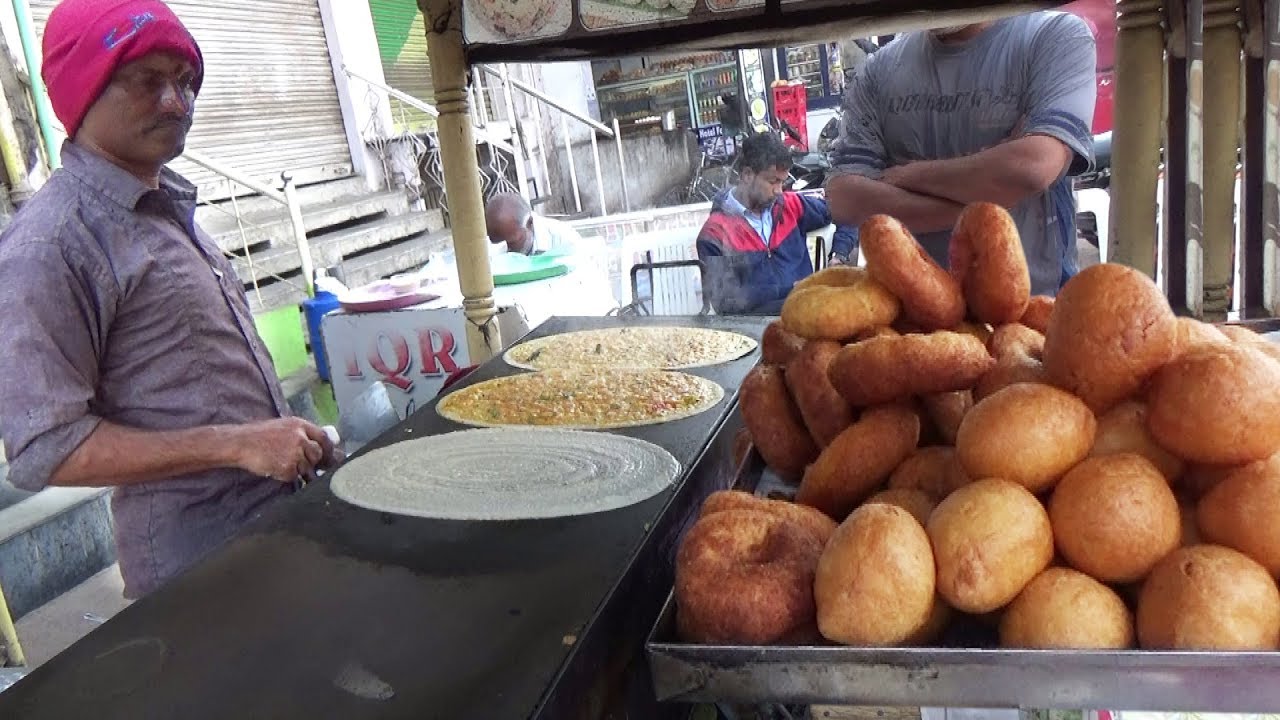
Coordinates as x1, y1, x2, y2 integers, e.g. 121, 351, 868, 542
330, 428, 681, 520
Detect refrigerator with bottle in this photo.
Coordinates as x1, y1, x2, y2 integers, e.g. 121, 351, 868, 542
593, 51, 745, 145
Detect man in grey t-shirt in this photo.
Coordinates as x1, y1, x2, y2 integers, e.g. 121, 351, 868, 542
826, 12, 1097, 295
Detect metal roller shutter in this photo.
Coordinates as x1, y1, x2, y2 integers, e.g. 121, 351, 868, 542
369, 0, 436, 133
30, 0, 353, 200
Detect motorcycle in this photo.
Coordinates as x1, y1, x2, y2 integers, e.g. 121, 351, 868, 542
775, 119, 831, 192
1073, 131, 1112, 249
789, 151, 830, 192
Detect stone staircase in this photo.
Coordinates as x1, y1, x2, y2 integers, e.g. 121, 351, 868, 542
198, 176, 452, 313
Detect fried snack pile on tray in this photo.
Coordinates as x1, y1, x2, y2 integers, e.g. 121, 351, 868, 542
676, 203, 1280, 652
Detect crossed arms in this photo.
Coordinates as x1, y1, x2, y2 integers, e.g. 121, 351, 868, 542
826, 134, 1074, 235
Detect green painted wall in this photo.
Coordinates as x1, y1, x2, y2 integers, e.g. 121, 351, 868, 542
253, 305, 310, 379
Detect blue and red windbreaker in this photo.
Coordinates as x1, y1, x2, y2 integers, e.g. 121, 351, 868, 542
695, 189, 832, 314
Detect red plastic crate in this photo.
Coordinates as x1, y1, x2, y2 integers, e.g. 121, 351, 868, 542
771, 83, 807, 110
771, 84, 809, 151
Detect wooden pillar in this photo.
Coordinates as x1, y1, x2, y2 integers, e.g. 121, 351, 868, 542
420, 0, 502, 361
1110, 1, 1168, 278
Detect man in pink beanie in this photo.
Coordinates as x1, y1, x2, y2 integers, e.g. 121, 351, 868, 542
42, 0, 203, 143
0, 0, 339, 599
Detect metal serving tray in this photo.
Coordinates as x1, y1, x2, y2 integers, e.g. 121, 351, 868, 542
645, 449, 1280, 712
646, 591, 1280, 711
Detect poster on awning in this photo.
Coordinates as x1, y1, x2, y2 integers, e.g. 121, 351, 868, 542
577, 0, 770, 30
461, 0, 1060, 61
462, 0, 770, 43
462, 0, 573, 44
579, 0, 698, 31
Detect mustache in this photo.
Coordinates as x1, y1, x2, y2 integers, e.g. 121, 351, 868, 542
150, 114, 193, 132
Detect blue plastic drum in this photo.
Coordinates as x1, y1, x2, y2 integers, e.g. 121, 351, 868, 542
302, 291, 342, 382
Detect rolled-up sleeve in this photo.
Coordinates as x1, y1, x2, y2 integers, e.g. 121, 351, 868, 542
0, 240, 108, 490
1022, 13, 1098, 176
829, 59, 887, 179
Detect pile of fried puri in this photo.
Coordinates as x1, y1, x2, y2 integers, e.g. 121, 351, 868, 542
675, 202, 1280, 652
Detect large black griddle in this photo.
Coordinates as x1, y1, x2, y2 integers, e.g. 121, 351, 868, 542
0, 315, 767, 720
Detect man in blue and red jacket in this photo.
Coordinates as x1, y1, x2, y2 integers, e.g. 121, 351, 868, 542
696, 132, 836, 314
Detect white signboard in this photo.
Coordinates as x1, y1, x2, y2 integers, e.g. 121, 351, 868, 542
322, 306, 473, 423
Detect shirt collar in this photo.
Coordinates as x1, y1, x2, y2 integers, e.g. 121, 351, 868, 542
528, 214, 546, 254
60, 141, 199, 212
723, 188, 775, 219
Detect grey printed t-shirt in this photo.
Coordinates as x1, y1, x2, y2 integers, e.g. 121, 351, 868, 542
831, 12, 1097, 295
0, 142, 293, 599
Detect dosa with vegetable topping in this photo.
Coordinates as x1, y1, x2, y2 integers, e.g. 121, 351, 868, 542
436, 369, 725, 429
503, 326, 757, 371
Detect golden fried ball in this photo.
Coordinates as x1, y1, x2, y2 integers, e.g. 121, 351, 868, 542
816, 504, 936, 645
1043, 263, 1178, 414
928, 478, 1054, 614
956, 383, 1096, 493
1089, 401, 1184, 482
1147, 343, 1280, 465
1048, 454, 1181, 583
865, 488, 938, 527
1000, 568, 1134, 649
1174, 317, 1230, 356
1137, 545, 1280, 650
1198, 453, 1280, 576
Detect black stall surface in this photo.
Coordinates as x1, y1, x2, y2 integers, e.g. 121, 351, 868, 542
0, 315, 768, 720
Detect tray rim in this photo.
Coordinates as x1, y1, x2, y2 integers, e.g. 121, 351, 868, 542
646, 590, 1280, 711
644, 442, 1280, 711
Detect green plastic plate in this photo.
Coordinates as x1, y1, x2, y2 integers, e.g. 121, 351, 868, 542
491, 252, 572, 286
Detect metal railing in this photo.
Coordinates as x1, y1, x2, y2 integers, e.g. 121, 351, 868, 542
479, 64, 632, 215
341, 65, 522, 224
343, 65, 515, 154
343, 63, 631, 220
181, 149, 316, 300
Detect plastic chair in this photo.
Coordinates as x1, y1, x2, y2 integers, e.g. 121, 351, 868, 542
618, 259, 711, 317
811, 234, 827, 271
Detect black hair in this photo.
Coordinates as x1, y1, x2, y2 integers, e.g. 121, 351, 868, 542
738, 132, 792, 174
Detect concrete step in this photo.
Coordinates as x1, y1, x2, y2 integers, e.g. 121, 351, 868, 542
340, 228, 453, 289
244, 279, 309, 315
206, 190, 411, 254
231, 208, 444, 282
0, 476, 34, 514
0, 488, 114, 621
313, 210, 444, 269
0, 453, 35, 513
194, 175, 370, 224
242, 228, 454, 314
